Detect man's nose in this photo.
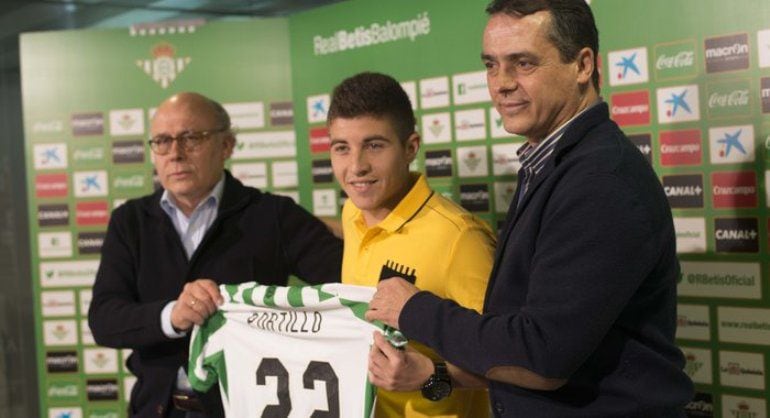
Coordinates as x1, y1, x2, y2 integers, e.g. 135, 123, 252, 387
350, 149, 371, 175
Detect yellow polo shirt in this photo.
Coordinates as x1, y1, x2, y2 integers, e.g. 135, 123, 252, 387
341, 173, 495, 418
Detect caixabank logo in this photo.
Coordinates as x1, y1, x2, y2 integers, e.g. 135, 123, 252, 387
659, 129, 701, 166
424, 149, 453, 177
33, 143, 68, 170
86, 379, 119, 401
714, 217, 758, 253
628, 133, 652, 163
704, 33, 750, 73
459, 184, 489, 212
709, 124, 755, 165
610, 90, 650, 126
607, 47, 649, 86
662, 174, 703, 208
73, 171, 108, 198
306, 94, 330, 124
48, 407, 83, 418
656, 85, 700, 124
711, 171, 757, 208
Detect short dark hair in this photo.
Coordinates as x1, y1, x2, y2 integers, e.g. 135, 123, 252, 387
486, 0, 600, 91
327, 72, 416, 142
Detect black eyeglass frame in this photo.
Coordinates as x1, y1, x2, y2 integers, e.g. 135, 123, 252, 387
147, 126, 230, 155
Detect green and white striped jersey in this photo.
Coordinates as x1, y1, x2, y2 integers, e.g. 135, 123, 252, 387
189, 282, 384, 418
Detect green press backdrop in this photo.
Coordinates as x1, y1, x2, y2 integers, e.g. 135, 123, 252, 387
20, 0, 770, 416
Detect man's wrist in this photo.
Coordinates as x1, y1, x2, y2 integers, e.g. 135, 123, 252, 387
420, 361, 453, 401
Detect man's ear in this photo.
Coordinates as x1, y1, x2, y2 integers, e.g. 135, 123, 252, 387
575, 47, 595, 86
222, 133, 236, 160
405, 132, 420, 163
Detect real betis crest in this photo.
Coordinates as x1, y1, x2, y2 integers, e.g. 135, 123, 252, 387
136, 42, 190, 89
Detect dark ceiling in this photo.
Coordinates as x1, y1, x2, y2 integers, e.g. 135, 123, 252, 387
0, 0, 345, 72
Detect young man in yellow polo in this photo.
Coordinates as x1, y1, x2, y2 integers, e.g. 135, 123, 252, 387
327, 71, 495, 418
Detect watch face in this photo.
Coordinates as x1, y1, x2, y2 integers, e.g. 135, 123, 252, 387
422, 378, 452, 401
433, 380, 452, 399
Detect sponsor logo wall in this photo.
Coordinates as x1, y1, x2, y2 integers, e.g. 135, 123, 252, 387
593, 0, 770, 414
21, 0, 770, 416
22, 18, 295, 416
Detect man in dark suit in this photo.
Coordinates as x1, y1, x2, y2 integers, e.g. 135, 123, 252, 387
88, 92, 342, 418
366, 0, 694, 417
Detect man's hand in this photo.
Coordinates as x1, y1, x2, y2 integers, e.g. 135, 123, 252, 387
170, 279, 224, 332
368, 331, 433, 391
365, 277, 420, 329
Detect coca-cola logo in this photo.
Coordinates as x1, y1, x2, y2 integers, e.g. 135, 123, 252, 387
656, 51, 694, 69
708, 90, 749, 108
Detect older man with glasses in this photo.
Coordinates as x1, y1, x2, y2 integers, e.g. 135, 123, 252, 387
88, 92, 343, 418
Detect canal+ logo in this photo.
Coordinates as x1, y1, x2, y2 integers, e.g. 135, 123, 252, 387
607, 47, 649, 86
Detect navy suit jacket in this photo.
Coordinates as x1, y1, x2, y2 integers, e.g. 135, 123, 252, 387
401, 103, 693, 417
88, 171, 342, 417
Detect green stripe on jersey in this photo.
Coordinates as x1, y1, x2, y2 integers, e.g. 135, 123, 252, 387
287, 286, 304, 307
263, 285, 277, 307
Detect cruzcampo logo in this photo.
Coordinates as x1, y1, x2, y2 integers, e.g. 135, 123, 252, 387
136, 42, 190, 89
47, 381, 80, 401
706, 79, 752, 119
654, 39, 697, 80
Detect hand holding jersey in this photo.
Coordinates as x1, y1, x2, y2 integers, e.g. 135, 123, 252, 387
368, 331, 434, 391
365, 276, 419, 329
171, 278, 224, 332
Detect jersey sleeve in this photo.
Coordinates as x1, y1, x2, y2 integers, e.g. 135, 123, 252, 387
188, 311, 228, 395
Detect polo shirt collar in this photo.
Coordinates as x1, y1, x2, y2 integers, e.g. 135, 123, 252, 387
354, 173, 433, 233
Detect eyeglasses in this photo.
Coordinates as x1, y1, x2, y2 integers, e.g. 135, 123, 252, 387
148, 127, 229, 155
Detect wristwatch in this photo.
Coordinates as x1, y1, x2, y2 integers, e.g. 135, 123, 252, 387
420, 361, 452, 401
